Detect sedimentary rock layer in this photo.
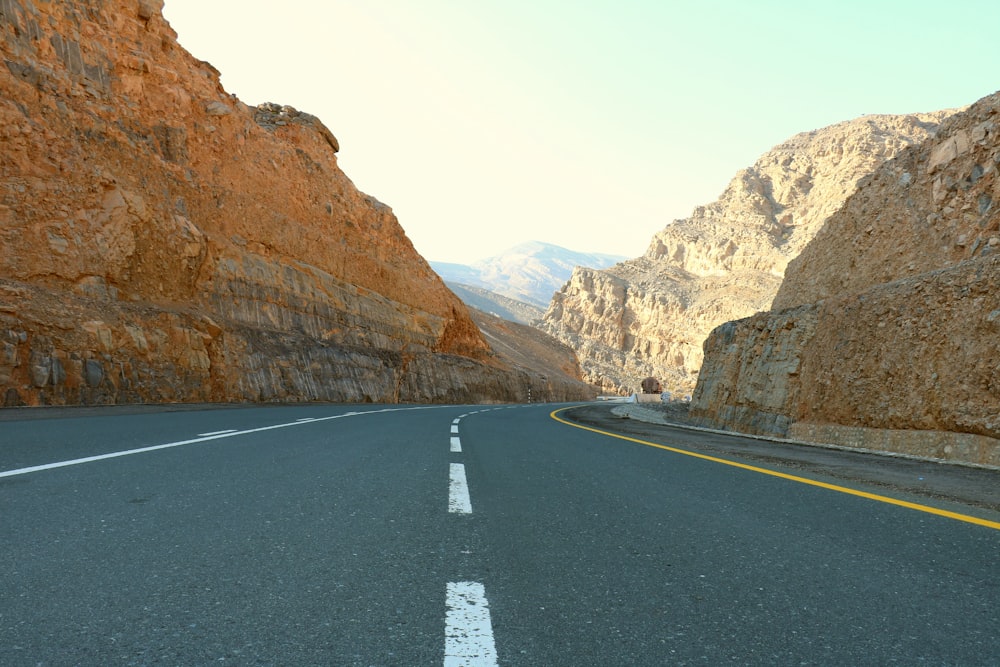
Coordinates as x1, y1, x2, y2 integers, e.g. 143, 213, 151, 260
0, 0, 591, 405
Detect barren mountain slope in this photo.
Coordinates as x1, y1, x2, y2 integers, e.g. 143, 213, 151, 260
433, 241, 626, 310
444, 283, 545, 325
691, 90, 1000, 467
540, 112, 952, 395
0, 0, 590, 406
470, 308, 595, 401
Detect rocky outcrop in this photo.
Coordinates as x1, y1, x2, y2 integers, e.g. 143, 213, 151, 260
0, 0, 591, 406
539, 113, 951, 396
691, 91, 1000, 467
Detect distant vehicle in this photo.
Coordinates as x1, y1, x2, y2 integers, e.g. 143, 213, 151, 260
640, 377, 661, 394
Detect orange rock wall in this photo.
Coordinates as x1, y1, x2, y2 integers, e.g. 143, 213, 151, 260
0, 0, 584, 405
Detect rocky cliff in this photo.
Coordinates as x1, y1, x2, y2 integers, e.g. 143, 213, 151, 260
0, 0, 592, 406
539, 113, 951, 396
691, 90, 1000, 467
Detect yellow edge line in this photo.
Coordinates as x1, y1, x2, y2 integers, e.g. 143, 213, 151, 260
550, 407, 1000, 532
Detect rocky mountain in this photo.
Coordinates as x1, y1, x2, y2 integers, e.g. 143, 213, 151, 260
0, 0, 593, 406
539, 112, 953, 396
690, 90, 1000, 467
431, 241, 626, 310
442, 283, 544, 325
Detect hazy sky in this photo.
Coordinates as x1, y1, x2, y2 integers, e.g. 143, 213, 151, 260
163, 1, 999, 263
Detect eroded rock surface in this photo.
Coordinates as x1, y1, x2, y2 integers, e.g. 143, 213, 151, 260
0, 0, 591, 405
691, 91, 1000, 466
540, 113, 950, 396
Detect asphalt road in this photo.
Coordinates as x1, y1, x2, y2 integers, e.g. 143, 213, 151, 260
1, 402, 998, 665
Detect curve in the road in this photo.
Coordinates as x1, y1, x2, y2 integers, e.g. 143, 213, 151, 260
551, 407, 1000, 532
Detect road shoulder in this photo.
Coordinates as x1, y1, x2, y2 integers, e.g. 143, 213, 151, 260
563, 403, 1000, 517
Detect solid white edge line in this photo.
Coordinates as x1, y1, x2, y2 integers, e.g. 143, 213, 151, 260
0, 405, 451, 479
448, 463, 472, 514
445, 581, 498, 666
450, 436, 462, 453
196, 429, 239, 436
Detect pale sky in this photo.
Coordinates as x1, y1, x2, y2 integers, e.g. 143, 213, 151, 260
162, 1, 999, 264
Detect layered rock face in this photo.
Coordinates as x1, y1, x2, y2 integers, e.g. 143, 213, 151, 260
692, 91, 1000, 466
540, 113, 950, 395
0, 0, 592, 405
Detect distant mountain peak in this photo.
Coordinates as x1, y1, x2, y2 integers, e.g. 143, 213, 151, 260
432, 242, 627, 310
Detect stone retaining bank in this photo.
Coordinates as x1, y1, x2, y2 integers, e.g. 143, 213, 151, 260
788, 422, 1000, 469
612, 403, 1000, 470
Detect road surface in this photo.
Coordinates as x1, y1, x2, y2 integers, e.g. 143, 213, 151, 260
1, 402, 998, 665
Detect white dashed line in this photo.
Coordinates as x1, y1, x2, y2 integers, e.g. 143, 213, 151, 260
444, 581, 499, 666
448, 463, 472, 514
0, 406, 448, 479
450, 436, 462, 453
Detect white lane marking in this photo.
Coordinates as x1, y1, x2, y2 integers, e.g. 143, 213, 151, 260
450, 436, 462, 453
451, 424, 459, 434
0, 406, 449, 479
452, 418, 462, 425
448, 463, 472, 514
196, 429, 238, 437
445, 581, 498, 666
295, 418, 317, 422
